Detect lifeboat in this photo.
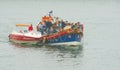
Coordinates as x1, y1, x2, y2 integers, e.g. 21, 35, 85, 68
9, 12, 84, 47
9, 24, 42, 45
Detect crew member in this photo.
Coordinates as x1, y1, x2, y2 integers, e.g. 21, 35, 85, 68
28, 24, 33, 31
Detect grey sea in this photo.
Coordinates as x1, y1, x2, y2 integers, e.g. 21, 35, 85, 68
0, 0, 120, 70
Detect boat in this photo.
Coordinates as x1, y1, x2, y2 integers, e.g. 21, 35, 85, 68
9, 27, 83, 46
9, 12, 84, 46
37, 29, 83, 46
9, 24, 42, 45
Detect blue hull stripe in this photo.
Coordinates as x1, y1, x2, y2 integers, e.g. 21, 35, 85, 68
44, 34, 81, 44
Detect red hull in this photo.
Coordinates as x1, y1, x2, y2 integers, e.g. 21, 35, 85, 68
9, 34, 42, 44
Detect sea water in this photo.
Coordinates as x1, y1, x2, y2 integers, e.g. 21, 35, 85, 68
0, 0, 120, 70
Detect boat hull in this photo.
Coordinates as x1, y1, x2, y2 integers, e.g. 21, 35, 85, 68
38, 33, 83, 46
9, 38, 39, 44
9, 30, 83, 46
47, 41, 82, 46
9, 33, 41, 45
